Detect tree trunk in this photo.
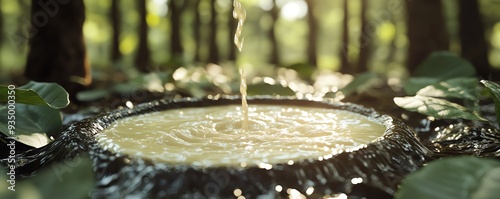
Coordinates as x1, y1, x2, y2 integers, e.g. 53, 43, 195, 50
405, 0, 449, 73
459, 0, 492, 78
17, 0, 30, 46
208, 0, 219, 64
339, 0, 350, 73
305, 0, 317, 67
268, 0, 280, 65
0, 5, 3, 45
357, 0, 369, 73
24, 0, 90, 99
135, 0, 151, 72
170, 0, 184, 61
0, 4, 6, 47
227, 2, 237, 61
192, 0, 202, 62
109, 0, 122, 63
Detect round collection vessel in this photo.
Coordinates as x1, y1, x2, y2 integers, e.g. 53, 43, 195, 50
16, 96, 431, 198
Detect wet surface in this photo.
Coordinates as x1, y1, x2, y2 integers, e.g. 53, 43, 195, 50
2, 92, 500, 198
2, 96, 434, 198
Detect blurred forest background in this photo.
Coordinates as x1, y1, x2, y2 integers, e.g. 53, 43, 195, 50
0, 0, 500, 99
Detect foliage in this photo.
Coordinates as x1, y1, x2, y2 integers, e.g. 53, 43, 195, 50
481, 80, 500, 125
395, 53, 486, 121
404, 51, 476, 95
338, 71, 378, 97
0, 81, 70, 108
0, 81, 69, 148
416, 78, 479, 101
394, 54, 500, 198
394, 77, 485, 121
394, 95, 485, 121
396, 157, 500, 199
0, 157, 95, 199
76, 71, 174, 102
247, 82, 295, 96
285, 63, 316, 81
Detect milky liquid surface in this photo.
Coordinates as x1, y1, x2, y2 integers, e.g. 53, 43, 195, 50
97, 105, 386, 167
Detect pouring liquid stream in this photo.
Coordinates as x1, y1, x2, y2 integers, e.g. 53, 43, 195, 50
239, 68, 248, 130
233, 0, 248, 130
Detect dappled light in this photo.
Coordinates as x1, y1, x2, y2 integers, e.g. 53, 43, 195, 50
280, 0, 307, 20
2, 0, 500, 198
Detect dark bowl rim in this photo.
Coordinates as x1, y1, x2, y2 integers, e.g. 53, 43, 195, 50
80, 95, 403, 169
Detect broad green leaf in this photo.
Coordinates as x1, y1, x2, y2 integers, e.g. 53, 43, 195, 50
470, 167, 500, 199
0, 81, 69, 109
405, 52, 476, 95
0, 156, 95, 199
481, 80, 500, 125
247, 83, 295, 96
339, 72, 378, 97
413, 51, 476, 79
394, 96, 486, 120
404, 77, 439, 95
15, 133, 51, 148
417, 78, 479, 100
0, 104, 62, 147
396, 157, 500, 199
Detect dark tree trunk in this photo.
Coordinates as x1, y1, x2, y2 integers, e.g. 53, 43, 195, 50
268, 0, 280, 65
405, 0, 449, 73
135, 0, 151, 72
459, 0, 492, 78
305, 0, 317, 67
227, 2, 237, 61
17, 0, 30, 41
0, 6, 3, 45
208, 0, 219, 64
339, 0, 351, 73
170, 0, 184, 60
109, 0, 122, 62
25, 0, 90, 99
192, 0, 202, 62
357, 0, 369, 73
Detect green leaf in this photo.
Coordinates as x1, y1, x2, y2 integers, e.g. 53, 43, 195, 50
394, 96, 486, 120
404, 77, 439, 95
404, 52, 476, 95
417, 78, 479, 101
480, 80, 500, 125
0, 156, 95, 199
286, 63, 315, 80
339, 71, 378, 97
0, 81, 69, 109
413, 51, 476, 79
247, 83, 295, 96
0, 104, 62, 147
15, 133, 52, 148
396, 157, 500, 199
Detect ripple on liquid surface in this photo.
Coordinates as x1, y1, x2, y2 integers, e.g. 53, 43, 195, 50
97, 105, 386, 167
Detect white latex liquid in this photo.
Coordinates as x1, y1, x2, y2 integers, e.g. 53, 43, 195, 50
97, 105, 386, 167
233, 0, 249, 130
